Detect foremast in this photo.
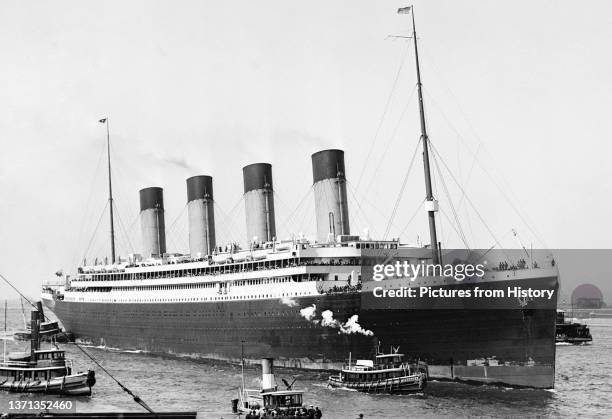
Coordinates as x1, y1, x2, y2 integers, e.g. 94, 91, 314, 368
398, 6, 440, 264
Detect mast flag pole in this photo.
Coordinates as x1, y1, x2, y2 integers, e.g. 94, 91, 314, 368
99, 117, 116, 264
398, 5, 440, 264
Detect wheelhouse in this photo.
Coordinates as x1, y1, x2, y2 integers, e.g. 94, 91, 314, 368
262, 390, 303, 409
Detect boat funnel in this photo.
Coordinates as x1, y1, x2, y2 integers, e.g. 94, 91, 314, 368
186, 175, 216, 258
36, 301, 45, 319
261, 358, 277, 391
311, 149, 350, 242
139, 187, 166, 258
30, 310, 40, 359
243, 163, 276, 243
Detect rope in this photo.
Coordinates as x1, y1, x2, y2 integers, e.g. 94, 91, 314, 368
295, 191, 316, 239
346, 180, 402, 237
362, 84, 418, 197
82, 201, 109, 263
214, 196, 245, 245
355, 44, 411, 191
71, 144, 106, 270
397, 199, 426, 239
113, 201, 135, 255
383, 138, 421, 239
165, 203, 188, 253
345, 181, 377, 239
276, 187, 313, 238
428, 141, 506, 254
430, 146, 470, 249
422, 86, 548, 248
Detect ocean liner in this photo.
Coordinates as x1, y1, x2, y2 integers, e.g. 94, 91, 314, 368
42, 7, 559, 389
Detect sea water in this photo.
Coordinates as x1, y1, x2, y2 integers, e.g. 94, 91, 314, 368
1, 306, 610, 418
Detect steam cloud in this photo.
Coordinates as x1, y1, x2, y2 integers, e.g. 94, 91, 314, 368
280, 297, 298, 307
342, 314, 374, 336
299, 305, 373, 336
321, 310, 339, 328
145, 150, 200, 173
321, 310, 374, 336
299, 304, 317, 321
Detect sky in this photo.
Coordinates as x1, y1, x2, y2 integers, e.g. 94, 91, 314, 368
0, 0, 611, 298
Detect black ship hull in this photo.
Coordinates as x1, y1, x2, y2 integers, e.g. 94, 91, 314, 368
43, 275, 558, 388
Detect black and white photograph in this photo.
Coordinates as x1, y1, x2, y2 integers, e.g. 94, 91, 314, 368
0, 1, 610, 418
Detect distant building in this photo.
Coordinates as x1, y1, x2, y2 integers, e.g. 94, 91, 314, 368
571, 284, 605, 309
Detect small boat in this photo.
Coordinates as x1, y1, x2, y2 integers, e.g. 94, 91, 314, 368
13, 320, 62, 341
232, 358, 323, 418
328, 347, 427, 393
13, 302, 63, 342
556, 310, 593, 344
0, 301, 194, 418
1, 308, 95, 395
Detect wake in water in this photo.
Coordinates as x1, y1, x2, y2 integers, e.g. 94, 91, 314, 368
312, 382, 357, 392
78, 343, 150, 355
556, 342, 593, 346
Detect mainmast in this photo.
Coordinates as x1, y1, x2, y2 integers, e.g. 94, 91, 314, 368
398, 6, 440, 264
100, 117, 116, 264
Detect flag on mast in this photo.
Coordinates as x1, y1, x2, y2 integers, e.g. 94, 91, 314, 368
99, 118, 107, 123
397, 6, 412, 14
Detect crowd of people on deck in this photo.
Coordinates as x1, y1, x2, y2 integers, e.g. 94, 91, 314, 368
495, 258, 539, 271
324, 282, 362, 295
244, 405, 323, 418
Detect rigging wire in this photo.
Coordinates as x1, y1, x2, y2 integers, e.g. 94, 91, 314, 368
355, 44, 411, 191
275, 187, 313, 238
115, 212, 142, 258
345, 181, 379, 239
71, 144, 106, 269
421, 85, 548, 249
165, 203, 188, 253
397, 199, 426, 240
113, 201, 135, 255
82, 201, 109, 263
438, 208, 470, 250
0, 272, 155, 414
295, 190, 317, 239
346, 179, 403, 236
108, 165, 139, 256
430, 145, 470, 249
417, 41, 548, 249
109, 143, 140, 220
455, 143, 480, 245
383, 138, 421, 239
273, 190, 300, 238
342, 185, 367, 239
214, 196, 245, 246
428, 141, 509, 257
362, 84, 418, 197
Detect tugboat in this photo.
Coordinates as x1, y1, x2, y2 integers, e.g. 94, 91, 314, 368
328, 346, 427, 393
232, 358, 322, 418
0, 308, 95, 395
556, 310, 593, 344
13, 302, 62, 342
